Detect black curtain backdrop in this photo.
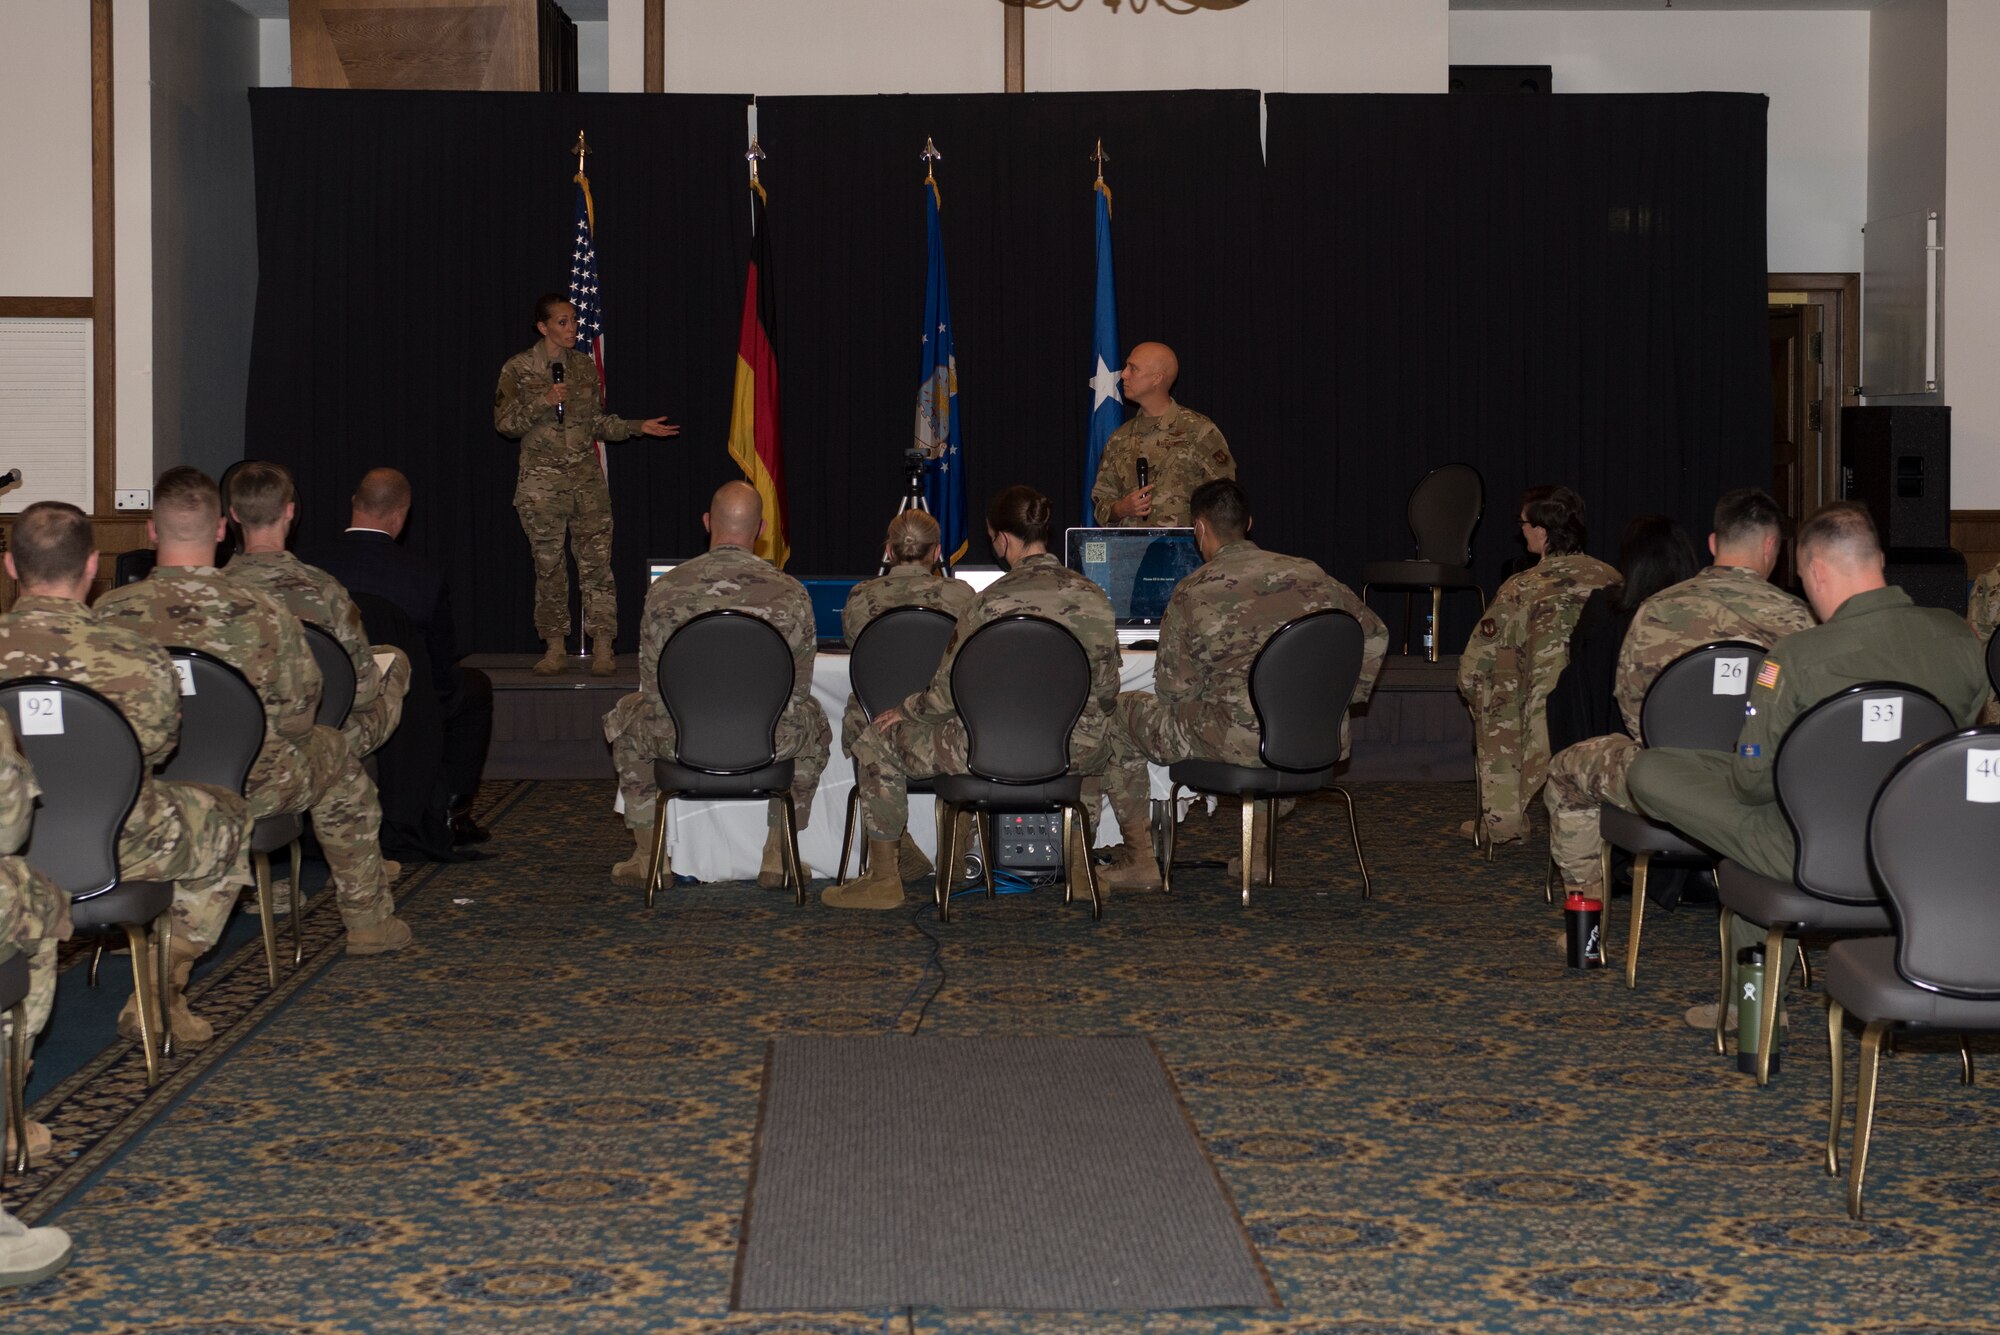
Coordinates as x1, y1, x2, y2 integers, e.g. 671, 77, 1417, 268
246, 88, 1767, 656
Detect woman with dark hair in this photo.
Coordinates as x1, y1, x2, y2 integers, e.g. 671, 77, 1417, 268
494, 293, 680, 678
1545, 515, 1700, 755
1456, 484, 1620, 847
831, 486, 1123, 910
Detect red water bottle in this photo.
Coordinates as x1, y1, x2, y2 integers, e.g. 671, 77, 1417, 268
1564, 893, 1605, 970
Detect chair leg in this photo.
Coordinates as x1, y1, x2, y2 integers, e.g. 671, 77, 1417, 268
1961, 1036, 1977, 1087
1626, 852, 1651, 990
1757, 927, 1786, 1087
1239, 798, 1256, 909
981, 812, 998, 899
1825, 999, 1846, 1176
835, 789, 860, 886
1796, 946, 1814, 992
288, 838, 304, 968
1715, 907, 1736, 1056
1160, 785, 1180, 896
1849, 1020, 1893, 1218
1264, 799, 1278, 887
254, 850, 280, 989
88, 943, 103, 988
1398, 592, 1413, 657
1068, 801, 1102, 920
1333, 785, 1371, 899
936, 803, 957, 923
156, 916, 175, 1060
778, 795, 805, 908
1428, 585, 1444, 663
6, 999, 28, 1176
122, 922, 160, 1086
644, 793, 674, 909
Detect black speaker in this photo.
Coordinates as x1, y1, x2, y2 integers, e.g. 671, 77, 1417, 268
1843, 406, 1951, 548
1883, 546, 1969, 616
1449, 65, 1552, 95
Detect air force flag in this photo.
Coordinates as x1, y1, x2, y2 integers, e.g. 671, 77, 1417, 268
1081, 178, 1120, 526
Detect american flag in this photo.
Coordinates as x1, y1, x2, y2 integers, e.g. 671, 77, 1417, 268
569, 174, 608, 474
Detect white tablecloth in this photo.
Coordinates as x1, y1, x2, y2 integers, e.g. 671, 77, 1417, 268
660, 650, 1170, 882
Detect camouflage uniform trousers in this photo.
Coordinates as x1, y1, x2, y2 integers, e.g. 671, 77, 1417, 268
518, 471, 616, 642
235, 725, 394, 947
1111, 691, 1293, 836
848, 716, 1111, 843
343, 646, 411, 760
1468, 656, 1548, 840
1, 860, 69, 1045
606, 693, 830, 832
121, 778, 254, 955
1543, 734, 1640, 889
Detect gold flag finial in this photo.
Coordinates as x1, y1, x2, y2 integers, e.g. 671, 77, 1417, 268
746, 136, 766, 184
921, 137, 942, 178
1092, 138, 1109, 185
572, 131, 592, 178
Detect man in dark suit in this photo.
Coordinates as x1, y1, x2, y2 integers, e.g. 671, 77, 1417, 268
315, 468, 493, 844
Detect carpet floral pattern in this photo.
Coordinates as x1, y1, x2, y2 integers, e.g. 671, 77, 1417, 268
2, 781, 1995, 1333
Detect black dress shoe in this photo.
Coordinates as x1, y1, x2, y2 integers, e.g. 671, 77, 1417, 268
450, 812, 491, 845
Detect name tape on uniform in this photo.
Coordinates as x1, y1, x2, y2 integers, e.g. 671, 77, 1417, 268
173, 659, 198, 696
1712, 657, 1749, 696
1862, 697, 1903, 743
1969, 749, 2000, 803
19, 691, 64, 735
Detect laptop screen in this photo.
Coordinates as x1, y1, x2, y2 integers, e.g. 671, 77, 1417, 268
1063, 528, 1202, 627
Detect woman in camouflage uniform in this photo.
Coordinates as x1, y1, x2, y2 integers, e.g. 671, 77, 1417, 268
1456, 485, 1619, 848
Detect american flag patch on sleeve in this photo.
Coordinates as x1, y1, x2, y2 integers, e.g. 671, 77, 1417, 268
1755, 661, 1781, 690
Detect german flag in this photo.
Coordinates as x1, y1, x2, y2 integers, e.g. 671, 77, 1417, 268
728, 180, 787, 567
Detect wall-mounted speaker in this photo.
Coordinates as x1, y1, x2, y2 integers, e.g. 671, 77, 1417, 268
1842, 405, 1950, 549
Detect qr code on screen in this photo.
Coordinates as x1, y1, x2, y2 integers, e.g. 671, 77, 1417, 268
1085, 541, 1107, 564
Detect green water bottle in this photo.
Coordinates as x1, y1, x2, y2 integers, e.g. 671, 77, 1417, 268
1735, 945, 1780, 1076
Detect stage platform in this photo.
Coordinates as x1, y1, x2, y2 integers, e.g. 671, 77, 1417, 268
472, 651, 1473, 784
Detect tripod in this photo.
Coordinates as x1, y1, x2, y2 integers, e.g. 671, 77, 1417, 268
879, 448, 936, 577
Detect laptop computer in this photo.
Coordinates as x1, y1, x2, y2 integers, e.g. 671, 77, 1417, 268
1063, 527, 1202, 646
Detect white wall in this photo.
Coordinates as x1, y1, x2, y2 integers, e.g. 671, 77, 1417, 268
658, 0, 1002, 95
1947, 0, 2000, 506
0, 3, 94, 297
577, 19, 608, 92
114, 0, 151, 493
259, 16, 290, 87
1450, 9, 1870, 275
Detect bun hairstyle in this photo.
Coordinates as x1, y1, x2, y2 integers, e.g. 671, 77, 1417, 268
986, 485, 1054, 549
533, 293, 571, 327
885, 509, 941, 566
1520, 484, 1588, 556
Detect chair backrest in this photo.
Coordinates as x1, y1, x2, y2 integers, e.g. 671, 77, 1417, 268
658, 609, 793, 774
302, 621, 356, 729
158, 648, 265, 795
1638, 640, 1768, 750
1870, 727, 2000, 1000
1407, 463, 1483, 566
0, 678, 144, 899
1775, 682, 1955, 905
951, 615, 1090, 784
1985, 627, 2000, 702
850, 606, 959, 722
113, 548, 156, 588
1250, 610, 1366, 773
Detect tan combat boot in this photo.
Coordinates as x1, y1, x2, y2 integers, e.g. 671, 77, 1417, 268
757, 826, 792, 889
532, 637, 568, 676
822, 839, 905, 910
120, 938, 214, 1048
590, 638, 617, 677
1100, 812, 1164, 893
896, 831, 933, 882
611, 821, 658, 888
3, 1116, 51, 1166
346, 915, 413, 956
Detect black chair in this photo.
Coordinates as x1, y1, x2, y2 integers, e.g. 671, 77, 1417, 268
1600, 640, 1768, 988
1360, 463, 1486, 662
834, 606, 959, 885
303, 622, 357, 730
1986, 625, 2000, 702
1162, 610, 1372, 905
113, 548, 156, 588
1716, 683, 1955, 1085
1, 948, 27, 1177
931, 615, 1102, 923
0, 679, 171, 1085
644, 610, 805, 908
1825, 727, 2000, 1217
159, 649, 290, 986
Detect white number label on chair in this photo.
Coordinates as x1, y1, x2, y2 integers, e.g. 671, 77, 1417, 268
1968, 750, 2000, 803
1712, 657, 1748, 695
173, 660, 197, 696
1861, 697, 1903, 743
19, 691, 64, 735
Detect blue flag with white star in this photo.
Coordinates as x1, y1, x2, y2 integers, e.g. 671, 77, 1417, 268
1081, 180, 1120, 526
915, 179, 968, 565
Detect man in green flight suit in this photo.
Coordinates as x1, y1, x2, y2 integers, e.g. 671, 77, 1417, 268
1628, 501, 1987, 1027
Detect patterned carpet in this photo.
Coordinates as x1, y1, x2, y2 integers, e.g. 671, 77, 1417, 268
2, 780, 1996, 1333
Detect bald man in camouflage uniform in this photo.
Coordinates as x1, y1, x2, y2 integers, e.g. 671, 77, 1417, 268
1091, 342, 1236, 529
834, 497, 1121, 911
603, 480, 829, 889
97, 468, 410, 962
0, 710, 68, 1166
495, 296, 679, 677
224, 461, 410, 760
1107, 480, 1389, 884
0, 502, 252, 1048
1458, 488, 1619, 845
1543, 490, 1815, 894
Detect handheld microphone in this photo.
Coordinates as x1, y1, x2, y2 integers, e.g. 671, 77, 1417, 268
550, 361, 565, 423
0, 470, 20, 488
1136, 457, 1150, 490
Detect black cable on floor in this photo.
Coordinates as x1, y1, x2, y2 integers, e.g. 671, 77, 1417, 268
897, 898, 947, 1037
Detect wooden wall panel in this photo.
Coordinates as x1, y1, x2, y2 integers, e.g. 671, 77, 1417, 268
0, 515, 152, 609
1952, 510, 2000, 584
290, 0, 539, 92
